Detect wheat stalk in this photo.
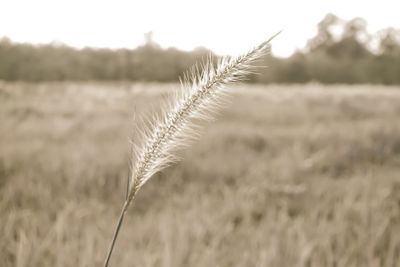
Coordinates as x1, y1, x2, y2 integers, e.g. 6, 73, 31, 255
103, 32, 280, 267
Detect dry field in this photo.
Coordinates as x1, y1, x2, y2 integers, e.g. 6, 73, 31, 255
1, 82, 400, 267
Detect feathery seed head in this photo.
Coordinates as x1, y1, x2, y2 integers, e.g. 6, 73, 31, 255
126, 33, 280, 204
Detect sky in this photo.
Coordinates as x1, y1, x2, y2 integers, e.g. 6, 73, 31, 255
0, 0, 399, 57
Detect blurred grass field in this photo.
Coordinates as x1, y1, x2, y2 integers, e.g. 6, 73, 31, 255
1, 82, 400, 267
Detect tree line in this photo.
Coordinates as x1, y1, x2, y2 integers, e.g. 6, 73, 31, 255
1, 14, 399, 84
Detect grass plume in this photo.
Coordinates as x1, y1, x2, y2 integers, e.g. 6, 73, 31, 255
103, 33, 280, 267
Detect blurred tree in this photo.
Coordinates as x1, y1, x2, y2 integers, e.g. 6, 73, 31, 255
305, 15, 376, 83
378, 28, 400, 55
307, 16, 370, 59
0, 15, 399, 84
307, 13, 339, 52
326, 19, 370, 59
366, 28, 400, 84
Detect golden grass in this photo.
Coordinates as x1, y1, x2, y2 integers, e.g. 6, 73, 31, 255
103, 36, 278, 266
1, 82, 400, 266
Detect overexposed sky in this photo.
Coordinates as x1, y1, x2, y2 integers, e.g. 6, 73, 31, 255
0, 0, 399, 57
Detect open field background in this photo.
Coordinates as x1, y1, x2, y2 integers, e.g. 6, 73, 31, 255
1, 82, 400, 267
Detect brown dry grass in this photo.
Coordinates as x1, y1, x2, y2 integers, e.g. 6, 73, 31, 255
1, 82, 400, 267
